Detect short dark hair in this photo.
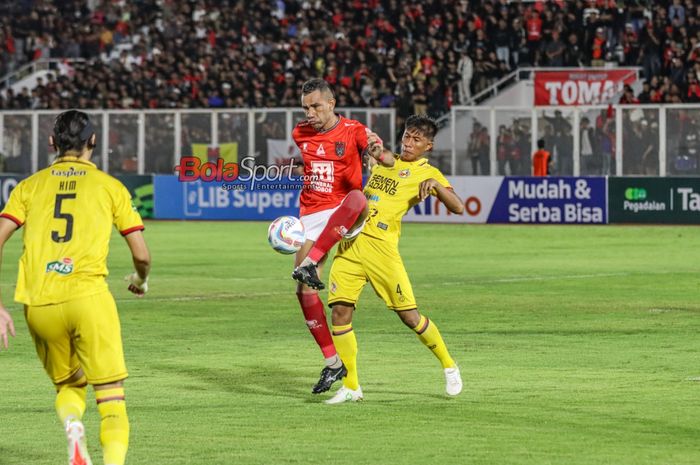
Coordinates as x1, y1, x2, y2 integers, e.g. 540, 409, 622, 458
537, 138, 545, 149
53, 110, 95, 155
405, 114, 438, 140
301, 78, 334, 98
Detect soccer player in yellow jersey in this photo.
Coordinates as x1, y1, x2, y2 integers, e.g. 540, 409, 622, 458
325, 115, 465, 404
0, 110, 151, 465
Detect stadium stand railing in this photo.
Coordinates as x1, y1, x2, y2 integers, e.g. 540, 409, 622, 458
0, 108, 395, 175
447, 104, 700, 177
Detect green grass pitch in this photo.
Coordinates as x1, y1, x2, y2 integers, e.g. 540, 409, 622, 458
1, 221, 699, 465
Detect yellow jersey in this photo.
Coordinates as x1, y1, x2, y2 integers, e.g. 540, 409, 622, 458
0, 156, 144, 306
362, 155, 451, 245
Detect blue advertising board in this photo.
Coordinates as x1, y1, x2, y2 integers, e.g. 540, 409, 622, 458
154, 175, 303, 220
0, 174, 27, 211
486, 177, 607, 224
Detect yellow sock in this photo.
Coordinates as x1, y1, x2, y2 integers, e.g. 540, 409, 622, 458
332, 323, 359, 390
412, 315, 455, 369
95, 387, 129, 465
55, 375, 87, 424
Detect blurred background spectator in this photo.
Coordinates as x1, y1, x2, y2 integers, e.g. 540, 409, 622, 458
0, 0, 699, 126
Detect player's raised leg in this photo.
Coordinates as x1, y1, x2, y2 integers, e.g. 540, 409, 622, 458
397, 309, 463, 396
326, 303, 363, 405
294, 239, 346, 394
293, 190, 368, 289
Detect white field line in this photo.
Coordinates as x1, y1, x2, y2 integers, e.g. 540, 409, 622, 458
115, 271, 689, 303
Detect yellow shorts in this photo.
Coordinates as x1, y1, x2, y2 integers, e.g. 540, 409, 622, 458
24, 290, 128, 385
328, 234, 416, 311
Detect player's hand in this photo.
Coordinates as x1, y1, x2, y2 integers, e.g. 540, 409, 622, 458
0, 306, 16, 350
365, 129, 384, 159
125, 272, 148, 297
418, 178, 440, 201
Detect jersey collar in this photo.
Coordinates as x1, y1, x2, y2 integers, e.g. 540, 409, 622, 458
52, 156, 96, 168
317, 114, 342, 134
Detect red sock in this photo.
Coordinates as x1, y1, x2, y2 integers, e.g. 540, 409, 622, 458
297, 291, 336, 358
307, 190, 367, 263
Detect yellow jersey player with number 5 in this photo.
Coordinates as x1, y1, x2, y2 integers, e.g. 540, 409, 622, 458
325, 115, 465, 404
0, 110, 151, 465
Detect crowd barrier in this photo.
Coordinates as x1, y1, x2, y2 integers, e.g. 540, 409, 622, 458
1, 174, 697, 224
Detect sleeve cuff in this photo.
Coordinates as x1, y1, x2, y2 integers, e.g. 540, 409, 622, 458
120, 225, 145, 236
0, 213, 23, 227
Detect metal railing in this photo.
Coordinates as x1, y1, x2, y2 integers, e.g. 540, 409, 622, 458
0, 59, 85, 91
445, 104, 700, 177
0, 108, 396, 175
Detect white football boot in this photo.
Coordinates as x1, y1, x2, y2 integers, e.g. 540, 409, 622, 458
325, 385, 364, 405
65, 419, 93, 465
444, 366, 463, 396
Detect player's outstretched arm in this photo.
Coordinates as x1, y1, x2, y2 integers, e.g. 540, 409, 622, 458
419, 180, 465, 214
0, 217, 18, 349
123, 230, 151, 296
365, 129, 395, 167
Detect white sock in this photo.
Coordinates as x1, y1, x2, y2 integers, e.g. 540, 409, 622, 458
299, 256, 317, 268
325, 354, 342, 369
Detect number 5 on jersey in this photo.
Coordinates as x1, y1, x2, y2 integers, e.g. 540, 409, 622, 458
52, 194, 76, 243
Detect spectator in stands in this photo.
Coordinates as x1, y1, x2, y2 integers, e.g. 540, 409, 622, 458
543, 29, 566, 67
564, 32, 584, 67
496, 124, 514, 176
580, 117, 597, 175
637, 81, 652, 103
1, 0, 700, 115
619, 84, 640, 104
457, 51, 473, 104
467, 121, 483, 175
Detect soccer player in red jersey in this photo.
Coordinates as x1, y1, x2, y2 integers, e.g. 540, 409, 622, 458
291, 78, 389, 394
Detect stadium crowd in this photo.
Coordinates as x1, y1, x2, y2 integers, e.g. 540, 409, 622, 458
1, 0, 700, 119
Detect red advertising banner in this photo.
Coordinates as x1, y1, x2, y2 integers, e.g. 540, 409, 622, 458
534, 69, 637, 106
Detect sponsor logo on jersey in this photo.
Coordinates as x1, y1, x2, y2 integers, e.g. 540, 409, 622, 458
367, 174, 398, 195
398, 169, 410, 178
377, 222, 388, 230
51, 167, 87, 177
309, 161, 334, 193
46, 257, 74, 275
334, 141, 346, 158
316, 143, 326, 156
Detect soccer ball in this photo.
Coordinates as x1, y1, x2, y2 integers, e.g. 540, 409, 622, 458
268, 216, 306, 254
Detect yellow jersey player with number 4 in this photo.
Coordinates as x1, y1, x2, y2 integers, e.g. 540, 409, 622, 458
0, 110, 151, 465
325, 115, 465, 404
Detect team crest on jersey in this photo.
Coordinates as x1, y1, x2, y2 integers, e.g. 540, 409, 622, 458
398, 169, 410, 178
334, 141, 345, 158
46, 257, 74, 275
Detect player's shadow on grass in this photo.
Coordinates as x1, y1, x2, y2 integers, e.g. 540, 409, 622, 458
151, 363, 321, 400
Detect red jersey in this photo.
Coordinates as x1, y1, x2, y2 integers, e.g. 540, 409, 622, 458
293, 115, 369, 216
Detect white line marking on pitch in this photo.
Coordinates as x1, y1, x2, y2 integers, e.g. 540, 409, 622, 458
438, 272, 629, 286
